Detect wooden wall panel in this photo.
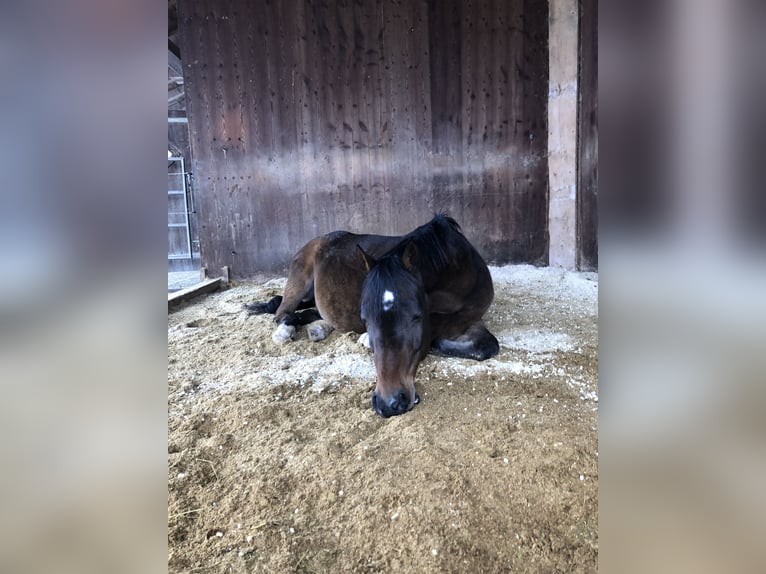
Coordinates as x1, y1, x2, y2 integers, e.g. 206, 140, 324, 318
577, 0, 598, 270
178, 0, 549, 276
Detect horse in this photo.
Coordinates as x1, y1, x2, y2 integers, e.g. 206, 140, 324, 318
246, 214, 499, 417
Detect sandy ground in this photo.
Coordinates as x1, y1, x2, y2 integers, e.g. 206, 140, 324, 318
168, 265, 598, 573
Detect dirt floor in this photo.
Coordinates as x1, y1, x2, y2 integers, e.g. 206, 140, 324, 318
168, 265, 598, 573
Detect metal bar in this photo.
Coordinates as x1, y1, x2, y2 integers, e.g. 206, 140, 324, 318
167, 157, 192, 260
168, 92, 185, 105
186, 172, 194, 214
168, 117, 188, 123
180, 157, 191, 258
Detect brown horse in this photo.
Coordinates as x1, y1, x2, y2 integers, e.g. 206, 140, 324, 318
247, 215, 499, 417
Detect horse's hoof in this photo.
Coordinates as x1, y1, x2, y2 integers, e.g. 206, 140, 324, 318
272, 323, 295, 344
307, 320, 334, 342
358, 332, 371, 349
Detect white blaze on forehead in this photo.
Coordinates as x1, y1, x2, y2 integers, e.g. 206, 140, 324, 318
382, 289, 395, 311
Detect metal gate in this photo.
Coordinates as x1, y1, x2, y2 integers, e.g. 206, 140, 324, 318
168, 156, 193, 260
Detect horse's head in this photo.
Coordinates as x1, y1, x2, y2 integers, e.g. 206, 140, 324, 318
358, 242, 429, 417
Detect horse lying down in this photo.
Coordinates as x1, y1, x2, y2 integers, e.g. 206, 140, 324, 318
246, 214, 499, 417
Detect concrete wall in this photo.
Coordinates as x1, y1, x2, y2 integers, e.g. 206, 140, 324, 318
547, 0, 579, 269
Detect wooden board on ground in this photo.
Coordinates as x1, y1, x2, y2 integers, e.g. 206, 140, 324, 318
168, 278, 221, 310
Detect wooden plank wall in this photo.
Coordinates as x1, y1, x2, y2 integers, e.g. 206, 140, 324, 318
178, 0, 549, 276
577, 0, 598, 270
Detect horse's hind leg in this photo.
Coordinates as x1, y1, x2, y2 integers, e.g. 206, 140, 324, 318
246, 296, 315, 316
273, 238, 324, 324
432, 322, 499, 361
247, 238, 320, 317
245, 296, 283, 315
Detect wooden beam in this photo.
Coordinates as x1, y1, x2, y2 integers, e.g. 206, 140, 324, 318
168, 278, 221, 309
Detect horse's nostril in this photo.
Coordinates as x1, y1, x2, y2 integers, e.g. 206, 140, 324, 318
390, 390, 409, 414
372, 390, 415, 417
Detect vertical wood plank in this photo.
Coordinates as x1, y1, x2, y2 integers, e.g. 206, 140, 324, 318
577, 0, 598, 270
179, 0, 550, 275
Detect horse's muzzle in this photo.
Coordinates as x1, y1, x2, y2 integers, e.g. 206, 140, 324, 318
371, 390, 420, 418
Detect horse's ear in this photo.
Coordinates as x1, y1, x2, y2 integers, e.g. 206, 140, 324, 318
402, 241, 419, 271
357, 244, 376, 272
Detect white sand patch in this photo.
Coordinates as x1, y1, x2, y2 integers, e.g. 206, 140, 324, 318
498, 330, 575, 354
438, 358, 547, 378
196, 351, 376, 395
489, 264, 598, 318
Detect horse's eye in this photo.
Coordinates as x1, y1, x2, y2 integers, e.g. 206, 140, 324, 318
412, 314, 422, 323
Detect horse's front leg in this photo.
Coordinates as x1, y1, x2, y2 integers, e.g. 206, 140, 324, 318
431, 322, 499, 361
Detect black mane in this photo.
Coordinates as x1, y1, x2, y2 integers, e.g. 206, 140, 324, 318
390, 214, 462, 275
